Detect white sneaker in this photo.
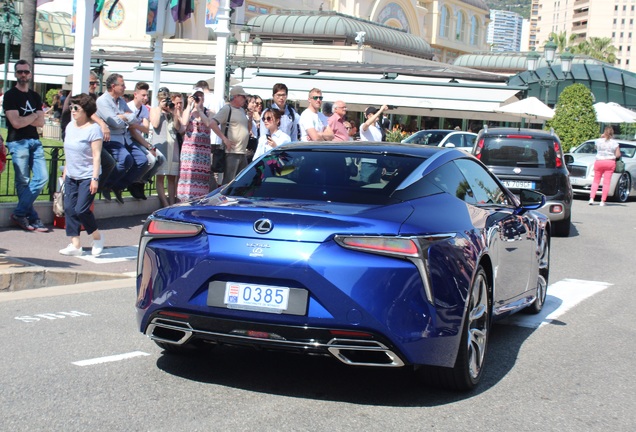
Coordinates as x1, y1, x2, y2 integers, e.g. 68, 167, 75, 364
92, 233, 105, 256
600, 201, 606, 207
588, 199, 594, 205
59, 244, 83, 256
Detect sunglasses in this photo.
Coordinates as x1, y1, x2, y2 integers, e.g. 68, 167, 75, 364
70, 105, 82, 112
16, 70, 31, 75
263, 116, 274, 122
311, 96, 324, 101
89, 81, 99, 85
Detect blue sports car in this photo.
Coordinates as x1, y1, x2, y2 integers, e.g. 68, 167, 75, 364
136, 143, 550, 391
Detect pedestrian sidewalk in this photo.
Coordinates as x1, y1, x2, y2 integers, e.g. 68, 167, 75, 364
1, 213, 149, 292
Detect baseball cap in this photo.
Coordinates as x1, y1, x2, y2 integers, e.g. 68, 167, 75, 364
229, 85, 248, 97
365, 106, 378, 116
191, 87, 204, 97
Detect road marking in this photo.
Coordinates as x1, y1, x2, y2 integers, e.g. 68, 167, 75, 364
501, 278, 611, 329
72, 351, 150, 366
77, 245, 138, 264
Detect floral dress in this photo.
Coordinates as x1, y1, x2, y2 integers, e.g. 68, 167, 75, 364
177, 113, 211, 201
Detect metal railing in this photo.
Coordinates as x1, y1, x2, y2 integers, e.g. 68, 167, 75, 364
0, 145, 156, 201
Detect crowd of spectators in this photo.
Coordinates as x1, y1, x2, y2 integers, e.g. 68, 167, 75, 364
3, 63, 407, 255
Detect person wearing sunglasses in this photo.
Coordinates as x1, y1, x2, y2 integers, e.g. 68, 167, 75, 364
259, 83, 300, 142
299, 88, 334, 142
253, 108, 291, 159
59, 93, 105, 257
2, 59, 48, 232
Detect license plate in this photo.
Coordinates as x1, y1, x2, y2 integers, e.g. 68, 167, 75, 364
502, 180, 534, 189
224, 282, 290, 314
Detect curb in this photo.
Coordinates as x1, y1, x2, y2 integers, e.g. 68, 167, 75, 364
0, 256, 133, 292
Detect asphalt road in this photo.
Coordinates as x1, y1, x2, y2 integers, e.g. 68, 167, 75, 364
0, 196, 635, 431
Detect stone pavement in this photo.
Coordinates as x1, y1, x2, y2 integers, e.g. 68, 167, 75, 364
1, 214, 148, 292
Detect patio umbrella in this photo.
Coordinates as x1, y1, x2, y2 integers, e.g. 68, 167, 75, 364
593, 102, 636, 123
494, 97, 555, 121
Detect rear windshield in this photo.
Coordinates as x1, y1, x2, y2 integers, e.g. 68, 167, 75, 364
223, 149, 425, 205
480, 137, 557, 168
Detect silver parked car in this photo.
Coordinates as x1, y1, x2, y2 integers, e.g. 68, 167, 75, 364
564, 139, 636, 202
402, 129, 477, 152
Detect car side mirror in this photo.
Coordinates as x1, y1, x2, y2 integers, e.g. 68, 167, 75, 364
517, 189, 546, 212
564, 154, 574, 165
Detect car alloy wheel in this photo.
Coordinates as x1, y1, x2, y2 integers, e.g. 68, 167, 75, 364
613, 173, 631, 202
414, 266, 491, 390
526, 230, 550, 314
465, 267, 490, 381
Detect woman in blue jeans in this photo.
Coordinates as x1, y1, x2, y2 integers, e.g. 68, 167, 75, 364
59, 93, 105, 256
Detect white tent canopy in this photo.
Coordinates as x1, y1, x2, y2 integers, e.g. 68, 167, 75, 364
240, 72, 523, 121
593, 102, 636, 123
494, 97, 555, 122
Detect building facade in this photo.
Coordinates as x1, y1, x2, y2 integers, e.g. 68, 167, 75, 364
487, 9, 524, 52
531, 0, 634, 71
420, 0, 491, 63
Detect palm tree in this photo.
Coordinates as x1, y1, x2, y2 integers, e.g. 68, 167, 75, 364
18, 0, 36, 84
571, 37, 617, 64
548, 31, 577, 53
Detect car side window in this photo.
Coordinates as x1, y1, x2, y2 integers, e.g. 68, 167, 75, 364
427, 161, 478, 204
446, 134, 462, 147
454, 158, 509, 205
576, 141, 597, 154
464, 134, 476, 149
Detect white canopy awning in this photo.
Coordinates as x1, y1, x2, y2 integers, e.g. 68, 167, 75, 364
240, 72, 524, 121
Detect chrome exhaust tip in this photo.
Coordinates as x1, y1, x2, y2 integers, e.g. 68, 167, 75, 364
327, 338, 404, 367
146, 318, 193, 345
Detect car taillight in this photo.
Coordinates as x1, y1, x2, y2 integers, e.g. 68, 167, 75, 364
474, 138, 485, 159
554, 141, 563, 168
336, 236, 419, 257
146, 219, 202, 236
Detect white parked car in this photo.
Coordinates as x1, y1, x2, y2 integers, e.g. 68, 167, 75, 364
564, 139, 636, 202
401, 129, 477, 152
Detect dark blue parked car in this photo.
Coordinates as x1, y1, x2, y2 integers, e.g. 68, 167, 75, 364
136, 143, 550, 391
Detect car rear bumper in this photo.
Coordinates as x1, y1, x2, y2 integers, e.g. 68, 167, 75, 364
144, 311, 407, 367
537, 199, 571, 222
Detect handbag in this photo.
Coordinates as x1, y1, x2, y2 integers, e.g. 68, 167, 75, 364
212, 107, 232, 173
53, 182, 65, 217
615, 158, 625, 174
211, 147, 225, 173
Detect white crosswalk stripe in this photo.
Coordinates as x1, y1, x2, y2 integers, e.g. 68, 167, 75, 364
501, 278, 611, 329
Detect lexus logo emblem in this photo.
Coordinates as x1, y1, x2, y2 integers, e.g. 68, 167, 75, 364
513, 168, 521, 174
254, 218, 273, 234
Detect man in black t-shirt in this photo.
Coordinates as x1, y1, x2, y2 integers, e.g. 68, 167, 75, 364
2, 60, 48, 232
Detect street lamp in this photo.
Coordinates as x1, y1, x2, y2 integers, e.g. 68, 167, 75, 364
526, 37, 575, 106
228, 25, 263, 82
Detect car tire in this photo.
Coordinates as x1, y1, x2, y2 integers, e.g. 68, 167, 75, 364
613, 172, 631, 202
416, 266, 491, 391
551, 215, 570, 237
525, 230, 550, 314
